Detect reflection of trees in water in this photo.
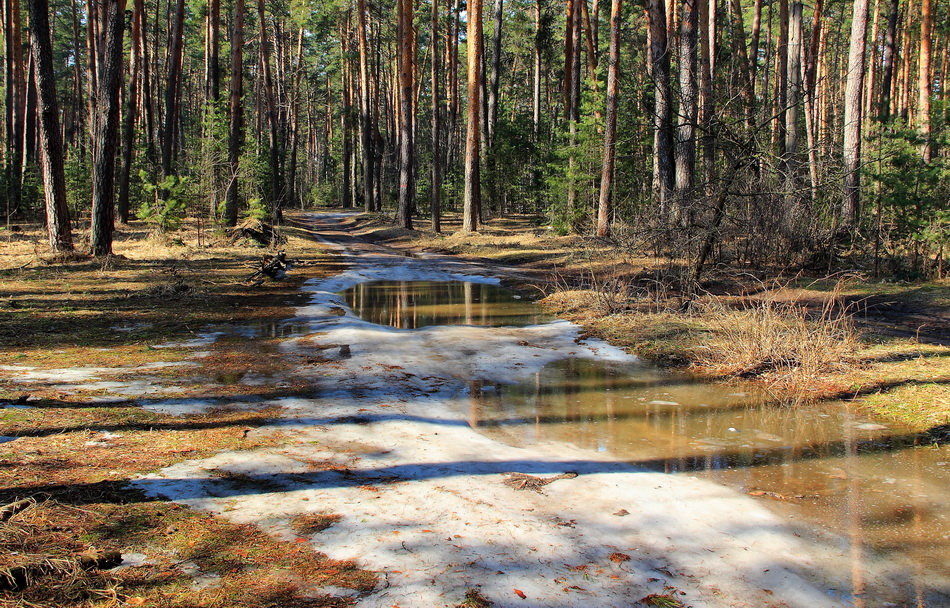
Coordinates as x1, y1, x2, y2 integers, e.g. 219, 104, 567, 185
341, 280, 545, 329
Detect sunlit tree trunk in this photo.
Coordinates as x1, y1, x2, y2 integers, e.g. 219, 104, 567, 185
117, 0, 144, 223
647, 0, 674, 209
258, 0, 283, 217
4, 0, 25, 218
532, 0, 542, 137
27, 0, 73, 250
224, 0, 245, 226
487, 0, 503, 146
842, 0, 869, 228
674, 0, 698, 220
430, 0, 442, 232
917, 0, 932, 161
596, 0, 621, 238
396, 0, 415, 229
784, 1, 803, 178
356, 0, 375, 212
207, 0, 220, 102
161, 0, 185, 176
878, 0, 899, 121
89, 0, 126, 256
463, 0, 483, 231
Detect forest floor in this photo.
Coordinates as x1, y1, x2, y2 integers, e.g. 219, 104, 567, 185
0, 219, 378, 606
342, 211, 950, 432
0, 211, 946, 608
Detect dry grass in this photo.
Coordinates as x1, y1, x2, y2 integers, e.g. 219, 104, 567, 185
345, 210, 949, 428
691, 296, 860, 385
0, 497, 374, 608
0, 217, 378, 607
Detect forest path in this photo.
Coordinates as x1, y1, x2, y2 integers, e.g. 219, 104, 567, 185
133, 212, 857, 608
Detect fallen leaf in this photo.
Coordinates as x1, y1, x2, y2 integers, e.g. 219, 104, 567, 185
609, 552, 631, 563
514, 589, 527, 599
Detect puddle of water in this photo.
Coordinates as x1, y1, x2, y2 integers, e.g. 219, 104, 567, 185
335, 279, 948, 603
339, 280, 549, 329
468, 357, 950, 604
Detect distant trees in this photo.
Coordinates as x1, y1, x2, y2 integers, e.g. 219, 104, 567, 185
0, 0, 944, 275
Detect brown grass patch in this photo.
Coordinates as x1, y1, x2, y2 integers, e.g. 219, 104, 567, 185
291, 513, 342, 535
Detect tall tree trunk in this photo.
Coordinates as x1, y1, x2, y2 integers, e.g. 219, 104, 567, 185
5, 0, 25, 218
841, 0, 870, 228
258, 0, 283, 217
532, 0, 542, 137
117, 0, 143, 223
563, 0, 576, 121
396, 0, 414, 229
878, 0, 898, 121
430, 0, 442, 232
674, 0, 698, 220
565, 0, 581, 223
224, 0, 244, 226
596, 0, 621, 238
341, 35, 353, 209
356, 0, 375, 212
699, 0, 715, 192
917, 0, 932, 161
647, 0, 674, 208
462, 0, 483, 231
803, 0, 824, 196
772, 0, 788, 155
161, 0, 185, 176
27, 0, 73, 250
784, 1, 803, 177
487, 0, 502, 146
864, 0, 880, 119
89, 0, 126, 256
207, 0, 220, 102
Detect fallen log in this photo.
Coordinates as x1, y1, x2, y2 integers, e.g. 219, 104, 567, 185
0, 497, 37, 522
226, 218, 285, 246
243, 251, 291, 285
0, 550, 122, 592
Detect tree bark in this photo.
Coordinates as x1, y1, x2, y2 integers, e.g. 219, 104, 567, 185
258, 0, 283, 217
356, 0, 375, 212
842, 0, 870, 228
207, 0, 220, 102
532, 0, 543, 137
674, 0, 698, 219
27, 0, 73, 250
877, 0, 898, 121
89, 0, 126, 256
430, 0, 442, 232
647, 0, 674, 208
463, 0, 483, 231
784, 1, 803, 177
596, 0, 621, 238
117, 0, 143, 224
161, 0, 185, 176
487, 0, 503, 146
224, 0, 245, 226
396, 0, 415, 229
918, 0, 932, 161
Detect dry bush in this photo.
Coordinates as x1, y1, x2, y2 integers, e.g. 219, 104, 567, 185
692, 289, 859, 386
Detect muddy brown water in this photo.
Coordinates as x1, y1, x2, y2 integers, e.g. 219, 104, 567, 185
342, 280, 949, 605
340, 280, 550, 329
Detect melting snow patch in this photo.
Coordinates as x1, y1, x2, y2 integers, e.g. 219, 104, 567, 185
153, 332, 224, 349
130, 218, 857, 608
141, 398, 218, 416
